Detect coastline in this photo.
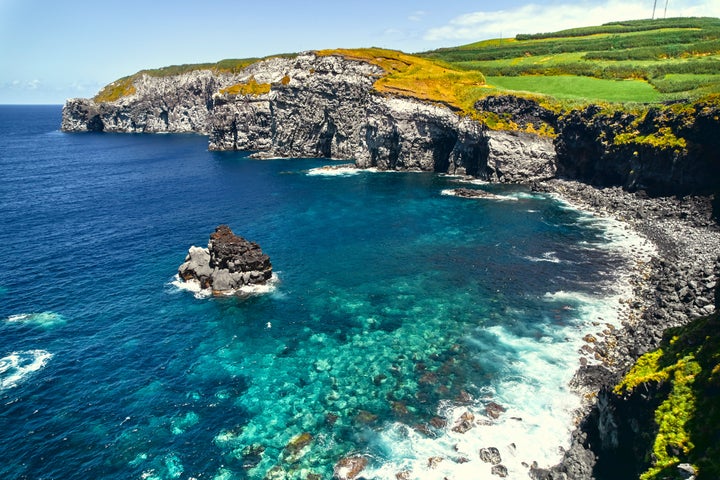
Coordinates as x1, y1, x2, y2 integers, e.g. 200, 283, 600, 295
532, 179, 720, 479
302, 165, 719, 478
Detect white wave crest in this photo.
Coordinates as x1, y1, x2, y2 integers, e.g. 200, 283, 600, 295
0, 350, 53, 391
440, 189, 519, 201
170, 274, 280, 299
524, 251, 563, 264
307, 165, 371, 176
6, 311, 66, 327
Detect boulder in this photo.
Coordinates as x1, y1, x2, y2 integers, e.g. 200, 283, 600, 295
333, 456, 368, 480
178, 225, 272, 295
479, 447, 502, 465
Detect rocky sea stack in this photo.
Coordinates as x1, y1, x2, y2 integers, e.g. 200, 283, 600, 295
178, 225, 272, 295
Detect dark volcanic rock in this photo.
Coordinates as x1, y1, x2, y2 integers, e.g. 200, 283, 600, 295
333, 456, 368, 480
479, 447, 502, 465
62, 53, 558, 182
178, 225, 272, 295
554, 103, 720, 196
475, 95, 558, 131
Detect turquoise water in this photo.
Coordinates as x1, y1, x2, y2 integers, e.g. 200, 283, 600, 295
0, 106, 645, 479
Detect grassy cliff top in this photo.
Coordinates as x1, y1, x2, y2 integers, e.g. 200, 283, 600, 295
316, 48, 486, 114
93, 56, 294, 102
420, 17, 720, 103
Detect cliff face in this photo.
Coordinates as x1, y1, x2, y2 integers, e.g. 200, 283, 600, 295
62, 70, 242, 134
62, 52, 720, 196
554, 102, 720, 197
62, 53, 557, 181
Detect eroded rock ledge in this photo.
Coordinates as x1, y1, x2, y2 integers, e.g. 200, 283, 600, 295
178, 225, 272, 295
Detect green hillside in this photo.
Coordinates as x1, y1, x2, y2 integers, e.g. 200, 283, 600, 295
93, 18, 720, 116
419, 17, 720, 103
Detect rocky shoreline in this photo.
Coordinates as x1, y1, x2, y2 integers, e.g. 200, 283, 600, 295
530, 179, 720, 479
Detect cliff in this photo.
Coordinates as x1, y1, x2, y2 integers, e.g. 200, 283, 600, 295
554, 101, 720, 198
62, 52, 557, 182
62, 52, 720, 200
62, 69, 243, 134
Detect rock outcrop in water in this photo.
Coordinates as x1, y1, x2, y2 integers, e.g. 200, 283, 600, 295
178, 225, 272, 295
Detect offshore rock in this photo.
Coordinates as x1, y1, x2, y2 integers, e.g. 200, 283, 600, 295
479, 447, 502, 465
178, 225, 272, 295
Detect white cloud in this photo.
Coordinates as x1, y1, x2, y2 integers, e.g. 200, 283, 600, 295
3, 79, 41, 90
409, 10, 427, 22
424, 0, 720, 43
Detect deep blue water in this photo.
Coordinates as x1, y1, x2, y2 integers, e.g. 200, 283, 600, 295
0, 105, 636, 479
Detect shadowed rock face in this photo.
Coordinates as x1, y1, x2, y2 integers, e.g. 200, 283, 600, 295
178, 225, 272, 295
554, 102, 720, 196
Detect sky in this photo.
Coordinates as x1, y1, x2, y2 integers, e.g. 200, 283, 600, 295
1, 0, 719, 104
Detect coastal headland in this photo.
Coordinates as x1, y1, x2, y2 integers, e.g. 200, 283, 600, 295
61, 17, 720, 479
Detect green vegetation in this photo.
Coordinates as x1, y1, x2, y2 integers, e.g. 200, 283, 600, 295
94, 76, 136, 103
485, 75, 662, 103
420, 17, 720, 103
615, 312, 720, 479
219, 77, 272, 96
316, 48, 486, 114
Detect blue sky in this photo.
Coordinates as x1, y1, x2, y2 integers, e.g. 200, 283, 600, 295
1, 0, 719, 103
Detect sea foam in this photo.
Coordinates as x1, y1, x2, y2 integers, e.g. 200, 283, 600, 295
5, 311, 66, 328
0, 350, 53, 391
170, 273, 280, 299
306, 165, 369, 176
362, 206, 654, 479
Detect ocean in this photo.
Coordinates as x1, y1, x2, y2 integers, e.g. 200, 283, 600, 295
0, 105, 651, 479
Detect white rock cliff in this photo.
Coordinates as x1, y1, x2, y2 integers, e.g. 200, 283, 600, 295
62, 52, 557, 181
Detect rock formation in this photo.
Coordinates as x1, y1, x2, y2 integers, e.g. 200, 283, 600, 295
177, 225, 272, 295
554, 101, 720, 196
62, 70, 240, 134
62, 52, 557, 183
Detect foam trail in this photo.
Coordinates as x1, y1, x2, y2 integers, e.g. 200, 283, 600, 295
524, 251, 563, 263
0, 350, 53, 391
6, 311, 66, 328
307, 165, 371, 176
440, 189, 519, 201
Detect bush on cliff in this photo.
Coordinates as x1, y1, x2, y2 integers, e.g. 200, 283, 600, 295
614, 311, 720, 479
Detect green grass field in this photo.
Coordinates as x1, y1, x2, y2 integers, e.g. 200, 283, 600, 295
421, 17, 720, 103
485, 75, 663, 103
